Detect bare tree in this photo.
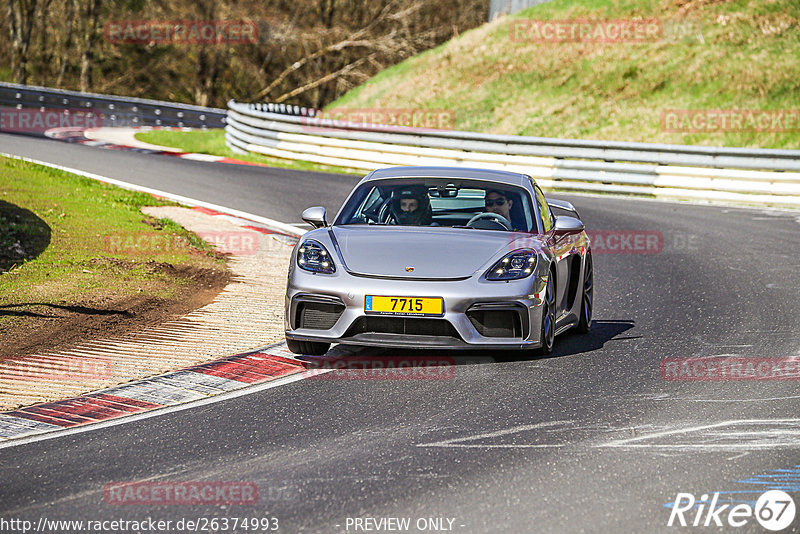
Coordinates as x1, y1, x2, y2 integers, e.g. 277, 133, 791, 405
0, 0, 489, 108
79, 0, 102, 92
5, 0, 39, 83
56, 0, 76, 88
252, 0, 487, 106
190, 0, 225, 106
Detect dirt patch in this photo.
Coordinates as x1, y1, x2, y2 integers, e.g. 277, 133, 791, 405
0, 258, 230, 359
670, 0, 736, 16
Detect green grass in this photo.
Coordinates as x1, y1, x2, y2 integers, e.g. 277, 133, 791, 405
135, 129, 363, 175
0, 156, 226, 324
326, 0, 800, 149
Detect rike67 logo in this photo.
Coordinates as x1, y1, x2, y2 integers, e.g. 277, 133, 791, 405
668, 491, 796, 531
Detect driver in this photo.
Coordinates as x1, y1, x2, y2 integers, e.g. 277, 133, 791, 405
484, 189, 515, 228
390, 185, 432, 225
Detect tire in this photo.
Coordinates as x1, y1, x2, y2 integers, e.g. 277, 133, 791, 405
577, 253, 593, 334
538, 273, 556, 355
286, 338, 330, 356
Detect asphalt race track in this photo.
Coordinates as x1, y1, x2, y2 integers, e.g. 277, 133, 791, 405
2, 131, 800, 532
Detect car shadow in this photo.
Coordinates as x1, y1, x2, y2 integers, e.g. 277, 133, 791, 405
492, 319, 638, 363
0, 200, 51, 272
301, 319, 636, 372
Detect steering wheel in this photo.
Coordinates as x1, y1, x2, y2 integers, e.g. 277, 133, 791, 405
466, 212, 513, 231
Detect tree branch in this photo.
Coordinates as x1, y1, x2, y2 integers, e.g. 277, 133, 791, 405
273, 54, 376, 103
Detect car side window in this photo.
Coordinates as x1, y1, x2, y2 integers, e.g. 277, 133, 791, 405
350, 186, 384, 223
534, 186, 554, 233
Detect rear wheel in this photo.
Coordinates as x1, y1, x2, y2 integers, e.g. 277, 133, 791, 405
577, 253, 593, 334
538, 274, 556, 355
286, 338, 330, 356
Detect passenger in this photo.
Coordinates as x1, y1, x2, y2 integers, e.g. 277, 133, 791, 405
390, 185, 433, 225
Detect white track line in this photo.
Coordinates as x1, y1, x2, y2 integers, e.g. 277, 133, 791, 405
0, 152, 305, 237
600, 418, 800, 449
417, 421, 572, 448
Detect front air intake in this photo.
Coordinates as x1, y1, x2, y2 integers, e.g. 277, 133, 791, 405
346, 317, 460, 338
466, 309, 523, 338
296, 301, 345, 330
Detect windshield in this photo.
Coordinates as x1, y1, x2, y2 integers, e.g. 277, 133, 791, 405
335, 178, 536, 232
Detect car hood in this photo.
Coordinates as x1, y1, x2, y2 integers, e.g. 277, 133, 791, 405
331, 226, 542, 279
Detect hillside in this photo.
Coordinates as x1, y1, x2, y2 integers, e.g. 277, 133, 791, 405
328, 0, 800, 148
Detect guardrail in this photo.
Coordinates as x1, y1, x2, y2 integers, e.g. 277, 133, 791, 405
490, 0, 555, 21
0, 82, 226, 129
225, 100, 800, 208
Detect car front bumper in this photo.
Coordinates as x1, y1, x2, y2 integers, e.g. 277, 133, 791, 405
285, 267, 547, 350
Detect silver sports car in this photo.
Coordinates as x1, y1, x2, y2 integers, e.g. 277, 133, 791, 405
285, 166, 592, 355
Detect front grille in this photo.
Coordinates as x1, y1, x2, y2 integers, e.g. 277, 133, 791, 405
466, 309, 523, 338
346, 317, 460, 338
296, 301, 345, 330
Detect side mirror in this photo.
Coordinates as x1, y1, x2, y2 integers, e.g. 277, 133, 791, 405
302, 206, 328, 228
546, 198, 580, 219
553, 215, 584, 234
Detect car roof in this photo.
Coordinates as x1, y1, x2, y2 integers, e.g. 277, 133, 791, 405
359, 166, 531, 188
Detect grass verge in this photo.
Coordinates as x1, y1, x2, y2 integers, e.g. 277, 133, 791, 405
0, 155, 229, 357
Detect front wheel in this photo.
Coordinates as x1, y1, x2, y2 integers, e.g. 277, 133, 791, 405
286, 338, 330, 356
538, 274, 556, 355
577, 253, 593, 334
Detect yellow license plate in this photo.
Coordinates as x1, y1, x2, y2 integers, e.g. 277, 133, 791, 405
365, 296, 444, 316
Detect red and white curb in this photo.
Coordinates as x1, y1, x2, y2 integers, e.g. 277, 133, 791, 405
0, 343, 326, 446
44, 126, 276, 169
189, 206, 303, 241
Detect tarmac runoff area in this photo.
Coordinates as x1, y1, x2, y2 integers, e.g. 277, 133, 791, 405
0, 206, 297, 412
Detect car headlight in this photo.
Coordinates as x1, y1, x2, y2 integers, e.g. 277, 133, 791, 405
486, 249, 537, 281
297, 240, 336, 274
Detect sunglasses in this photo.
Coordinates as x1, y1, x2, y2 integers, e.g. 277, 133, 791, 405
484, 198, 506, 207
